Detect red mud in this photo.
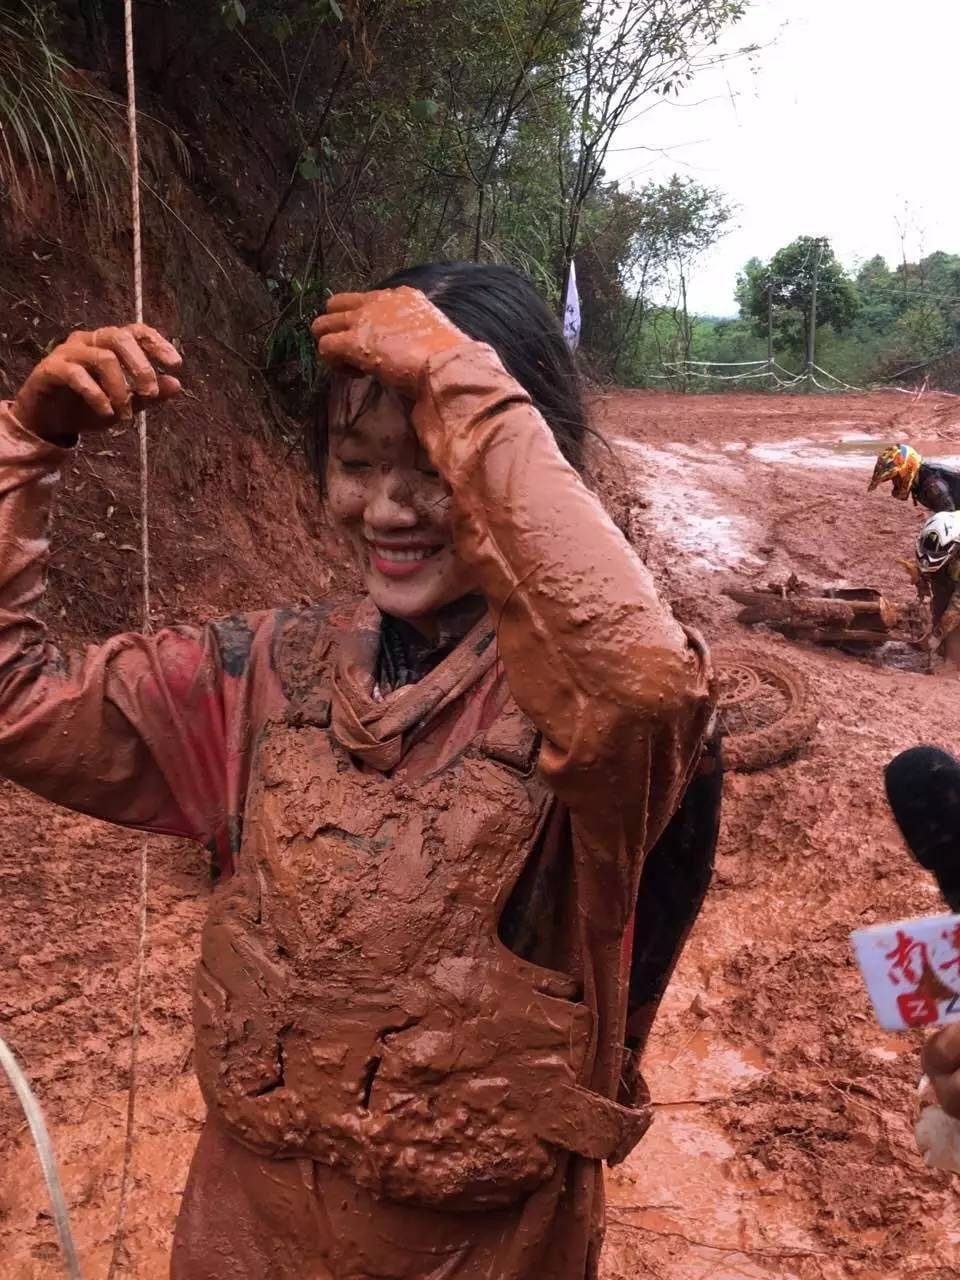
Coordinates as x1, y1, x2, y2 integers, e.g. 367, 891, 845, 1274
4, 389, 960, 1277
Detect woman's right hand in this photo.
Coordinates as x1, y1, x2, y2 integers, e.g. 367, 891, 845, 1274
12, 324, 182, 441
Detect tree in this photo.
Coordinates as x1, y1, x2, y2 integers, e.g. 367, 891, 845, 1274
737, 236, 858, 359
23, 0, 748, 406
576, 174, 731, 380
896, 302, 950, 364
853, 255, 899, 337
555, 0, 751, 308
656, 175, 732, 375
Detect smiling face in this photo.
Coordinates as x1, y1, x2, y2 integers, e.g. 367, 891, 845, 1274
325, 378, 477, 634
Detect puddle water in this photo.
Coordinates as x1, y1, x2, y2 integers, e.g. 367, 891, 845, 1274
828, 437, 952, 456
658, 511, 762, 574
648, 1026, 766, 1104
751, 433, 960, 470
872, 641, 930, 674
615, 437, 763, 573
607, 1104, 822, 1276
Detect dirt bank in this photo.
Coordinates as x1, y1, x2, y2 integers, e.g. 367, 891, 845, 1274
2, 388, 960, 1278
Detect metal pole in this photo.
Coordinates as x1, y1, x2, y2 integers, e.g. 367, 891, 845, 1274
805, 240, 823, 390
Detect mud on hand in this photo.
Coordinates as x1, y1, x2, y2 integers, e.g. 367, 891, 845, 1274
310, 287, 467, 400
12, 323, 182, 443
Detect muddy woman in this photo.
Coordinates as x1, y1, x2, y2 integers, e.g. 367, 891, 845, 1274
0, 262, 719, 1279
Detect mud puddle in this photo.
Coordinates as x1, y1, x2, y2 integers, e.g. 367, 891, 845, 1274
748, 434, 960, 470
607, 1019, 825, 1280
614, 437, 763, 574
602, 393, 960, 1279
871, 641, 930, 674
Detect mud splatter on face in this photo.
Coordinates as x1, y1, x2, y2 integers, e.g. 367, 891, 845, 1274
325, 376, 478, 636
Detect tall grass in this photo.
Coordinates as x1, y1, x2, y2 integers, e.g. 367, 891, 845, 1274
0, 4, 114, 221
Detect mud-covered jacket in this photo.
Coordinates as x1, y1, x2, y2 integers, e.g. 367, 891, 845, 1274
0, 342, 712, 1278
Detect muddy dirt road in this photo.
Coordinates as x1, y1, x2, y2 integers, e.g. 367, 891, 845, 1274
3, 389, 960, 1279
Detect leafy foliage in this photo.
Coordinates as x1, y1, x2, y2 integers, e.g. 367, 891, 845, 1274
578, 175, 733, 382
0, 3, 113, 221
2, 0, 753, 407
693, 242, 960, 389
736, 236, 859, 357
556, 0, 750, 278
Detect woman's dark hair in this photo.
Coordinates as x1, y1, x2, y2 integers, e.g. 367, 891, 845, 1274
305, 261, 588, 485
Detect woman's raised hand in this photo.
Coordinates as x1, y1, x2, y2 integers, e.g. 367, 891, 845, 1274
311, 287, 466, 399
13, 324, 182, 441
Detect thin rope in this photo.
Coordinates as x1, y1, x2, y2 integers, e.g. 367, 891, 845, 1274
122, 0, 150, 625
648, 357, 865, 393
106, 2, 150, 1276
0, 1039, 83, 1278
0, 9, 149, 1279
675, 358, 769, 367
0, 7, 151, 1276
811, 362, 861, 392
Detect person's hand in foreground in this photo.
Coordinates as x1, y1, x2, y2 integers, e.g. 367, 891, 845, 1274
13, 324, 181, 441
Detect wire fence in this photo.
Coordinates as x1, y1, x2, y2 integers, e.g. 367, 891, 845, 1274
644, 358, 863, 392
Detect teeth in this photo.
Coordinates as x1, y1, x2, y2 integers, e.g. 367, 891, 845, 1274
374, 546, 437, 563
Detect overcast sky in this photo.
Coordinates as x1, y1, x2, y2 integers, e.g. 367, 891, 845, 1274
604, 0, 960, 316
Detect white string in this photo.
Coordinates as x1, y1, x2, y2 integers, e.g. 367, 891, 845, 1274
0, 8, 152, 1278
106, 2, 150, 1276
811, 362, 861, 391
676, 358, 768, 367
650, 365, 776, 383
661, 359, 768, 371
0, 1039, 83, 1278
682, 370, 774, 382
649, 357, 865, 393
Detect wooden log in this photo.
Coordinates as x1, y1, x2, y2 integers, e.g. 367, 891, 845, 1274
725, 588, 897, 631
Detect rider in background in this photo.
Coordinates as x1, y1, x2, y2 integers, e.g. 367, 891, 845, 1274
868, 443, 960, 511
915, 511, 960, 671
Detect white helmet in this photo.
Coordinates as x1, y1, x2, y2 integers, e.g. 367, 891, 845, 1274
917, 511, 960, 575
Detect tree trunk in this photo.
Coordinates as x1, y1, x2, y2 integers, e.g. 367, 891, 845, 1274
804, 240, 822, 389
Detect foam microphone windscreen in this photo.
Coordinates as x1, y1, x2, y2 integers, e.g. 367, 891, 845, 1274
885, 745, 960, 912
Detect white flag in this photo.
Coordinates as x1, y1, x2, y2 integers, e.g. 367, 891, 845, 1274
562, 259, 581, 350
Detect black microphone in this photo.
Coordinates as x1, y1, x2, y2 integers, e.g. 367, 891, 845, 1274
885, 746, 960, 913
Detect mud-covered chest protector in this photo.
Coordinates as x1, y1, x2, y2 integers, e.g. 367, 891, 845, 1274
193, 637, 651, 1211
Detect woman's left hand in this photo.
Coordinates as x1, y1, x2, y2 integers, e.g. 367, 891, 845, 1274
311, 287, 467, 398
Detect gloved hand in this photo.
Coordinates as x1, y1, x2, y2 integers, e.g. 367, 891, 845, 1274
897, 556, 922, 587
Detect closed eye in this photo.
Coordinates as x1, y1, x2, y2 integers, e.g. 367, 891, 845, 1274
338, 457, 371, 473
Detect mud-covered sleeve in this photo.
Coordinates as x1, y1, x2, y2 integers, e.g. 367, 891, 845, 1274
412, 345, 714, 897
0, 400, 281, 850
